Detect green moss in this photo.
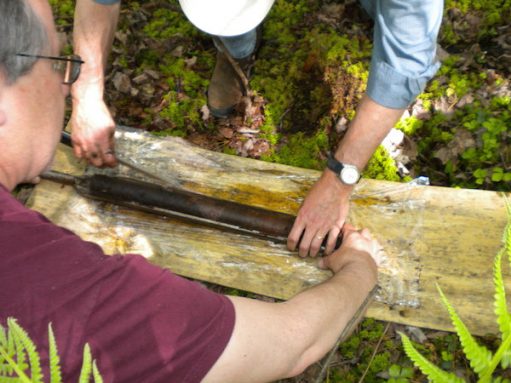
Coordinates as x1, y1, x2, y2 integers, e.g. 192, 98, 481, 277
395, 116, 424, 136
252, 3, 371, 136
264, 130, 329, 169
423, 55, 484, 102
370, 352, 391, 374
143, 7, 201, 41
263, 1, 312, 48
150, 127, 187, 138
161, 57, 209, 98
364, 146, 401, 182
49, 0, 74, 56
154, 54, 212, 134
49, 0, 74, 25
439, 23, 460, 46
223, 147, 237, 156
259, 107, 280, 147
159, 91, 206, 132
116, 56, 129, 69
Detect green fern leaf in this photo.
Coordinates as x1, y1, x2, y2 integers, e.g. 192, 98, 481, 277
0, 342, 15, 378
493, 249, 511, 368
48, 324, 62, 383
79, 343, 93, 383
503, 197, 511, 258
11, 326, 29, 377
0, 377, 26, 382
491, 377, 511, 383
8, 319, 43, 383
437, 284, 492, 375
399, 332, 464, 383
92, 360, 103, 383
479, 331, 511, 382
0, 323, 19, 377
501, 197, 511, 368
0, 325, 11, 377
0, 326, 6, 347
0, 345, 32, 383
504, 197, 511, 267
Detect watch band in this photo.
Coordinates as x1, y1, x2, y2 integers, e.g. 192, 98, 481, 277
326, 154, 361, 185
326, 154, 344, 174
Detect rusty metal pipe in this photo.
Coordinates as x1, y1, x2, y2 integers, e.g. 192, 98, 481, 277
41, 171, 296, 240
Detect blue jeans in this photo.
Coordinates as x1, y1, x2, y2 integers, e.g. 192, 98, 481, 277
215, 28, 258, 59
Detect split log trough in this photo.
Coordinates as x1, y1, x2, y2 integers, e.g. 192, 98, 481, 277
28, 126, 510, 336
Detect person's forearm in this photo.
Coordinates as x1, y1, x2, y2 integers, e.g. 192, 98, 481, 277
334, 94, 404, 169
72, 0, 120, 100
209, 254, 377, 383
282, 253, 377, 375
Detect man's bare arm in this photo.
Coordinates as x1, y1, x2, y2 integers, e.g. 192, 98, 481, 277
204, 226, 381, 383
288, 95, 404, 257
71, 0, 120, 167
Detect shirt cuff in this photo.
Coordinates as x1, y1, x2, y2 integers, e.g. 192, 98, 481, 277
367, 59, 440, 109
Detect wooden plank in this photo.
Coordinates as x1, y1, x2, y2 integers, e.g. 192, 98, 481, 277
28, 127, 510, 336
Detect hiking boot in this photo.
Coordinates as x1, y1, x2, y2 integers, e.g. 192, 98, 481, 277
207, 50, 255, 118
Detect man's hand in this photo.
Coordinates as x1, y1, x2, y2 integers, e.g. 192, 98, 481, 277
319, 224, 382, 278
287, 170, 352, 258
287, 95, 405, 258
70, 95, 117, 167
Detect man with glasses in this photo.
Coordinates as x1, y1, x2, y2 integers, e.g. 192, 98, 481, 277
1, 1, 381, 381
70, 0, 442, 259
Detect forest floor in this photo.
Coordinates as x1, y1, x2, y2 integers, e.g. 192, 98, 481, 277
51, 0, 511, 381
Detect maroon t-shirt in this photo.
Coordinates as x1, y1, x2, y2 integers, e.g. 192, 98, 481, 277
0, 184, 235, 382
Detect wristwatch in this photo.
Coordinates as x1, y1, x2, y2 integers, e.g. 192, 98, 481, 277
326, 155, 361, 186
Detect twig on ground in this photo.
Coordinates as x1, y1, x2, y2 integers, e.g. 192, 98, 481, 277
357, 321, 391, 383
314, 286, 378, 383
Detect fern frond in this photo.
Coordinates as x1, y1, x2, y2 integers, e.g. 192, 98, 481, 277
48, 324, 62, 383
92, 360, 103, 383
9, 318, 43, 383
79, 343, 93, 383
505, 196, 511, 265
9, 322, 29, 379
0, 323, 20, 377
480, 331, 511, 382
0, 327, 6, 348
0, 342, 16, 378
0, 325, 13, 377
493, 249, 511, 369
399, 332, 465, 383
0, 377, 27, 383
436, 284, 492, 376
0, 345, 32, 383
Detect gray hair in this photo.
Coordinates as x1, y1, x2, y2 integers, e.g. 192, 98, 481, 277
0, 0, 49, 84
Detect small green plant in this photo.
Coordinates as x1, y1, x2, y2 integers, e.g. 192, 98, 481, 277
0, 318, 103, 383
388, 364, 414, 382
399, 199, 511, 382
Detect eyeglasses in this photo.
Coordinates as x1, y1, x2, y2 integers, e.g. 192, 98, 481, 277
15, 53, 85, 85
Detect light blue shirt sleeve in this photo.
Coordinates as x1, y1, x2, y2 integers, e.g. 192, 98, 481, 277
93, 0, 120, 4
359, 0, 443, 109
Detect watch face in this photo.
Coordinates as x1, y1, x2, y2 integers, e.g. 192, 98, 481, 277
340, 166, 360, 185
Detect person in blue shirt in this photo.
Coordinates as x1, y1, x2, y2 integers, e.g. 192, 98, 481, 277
69, 0, 443, 258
